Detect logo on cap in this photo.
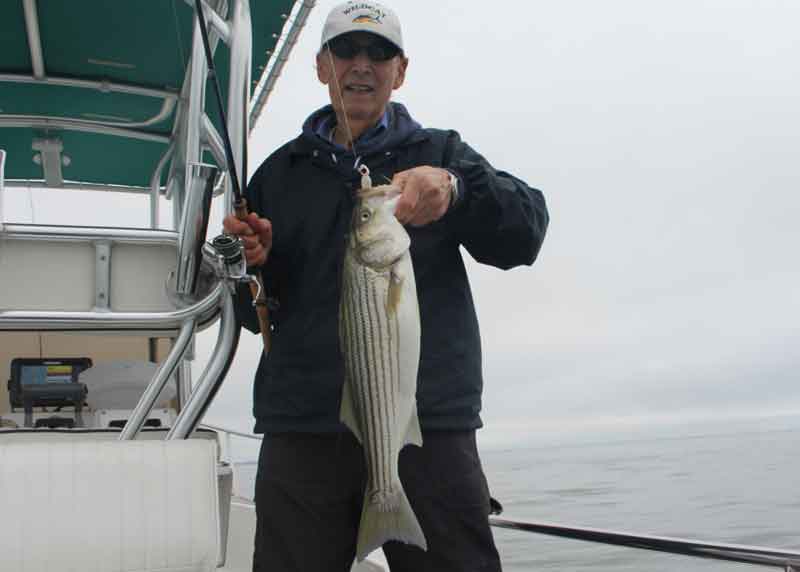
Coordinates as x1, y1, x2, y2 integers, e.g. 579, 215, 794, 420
352, 14, 382, 25
343, 3, 387, 25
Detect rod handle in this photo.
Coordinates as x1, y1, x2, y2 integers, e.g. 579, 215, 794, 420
234, 198, 271, 353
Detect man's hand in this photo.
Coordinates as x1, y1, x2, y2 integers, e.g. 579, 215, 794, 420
392, 166, 452, 226
222, 212, 273, 267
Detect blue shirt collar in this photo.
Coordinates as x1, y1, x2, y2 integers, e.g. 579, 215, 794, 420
315, 109, 390, 149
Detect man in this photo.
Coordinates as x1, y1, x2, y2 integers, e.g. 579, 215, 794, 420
223, 2, 549, 570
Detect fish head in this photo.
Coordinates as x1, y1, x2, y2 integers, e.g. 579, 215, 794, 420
351, 184, 410, 269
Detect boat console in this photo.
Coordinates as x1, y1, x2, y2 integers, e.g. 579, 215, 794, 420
7, 357, 90, 428
2, 357, 177, 431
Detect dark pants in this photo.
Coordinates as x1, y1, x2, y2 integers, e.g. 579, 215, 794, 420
252, 430, 502, 572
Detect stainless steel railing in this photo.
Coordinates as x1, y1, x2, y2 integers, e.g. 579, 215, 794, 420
200, 422, 263, 441
249, 0, 315, 130
490, 517, 800, 571
0, 149, 6, 228
168, 293, 239, 439
0, 283, 224, 331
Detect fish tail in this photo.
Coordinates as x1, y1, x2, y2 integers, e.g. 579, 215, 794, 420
355, 489, 427, 561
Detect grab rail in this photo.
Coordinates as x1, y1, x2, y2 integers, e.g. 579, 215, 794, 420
119, 318, 196, 440
200, 422, 262, 441
1, 223, 177, 244
0, 282, 224, 331
0, 149, 6, 228
168, 293, 239, 439
490, 517, 800, 571
249, 0, 315, 129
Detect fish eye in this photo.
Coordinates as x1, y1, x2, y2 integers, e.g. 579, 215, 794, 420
360, 209, 371, 222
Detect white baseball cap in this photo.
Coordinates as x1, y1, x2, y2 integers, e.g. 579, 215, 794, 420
320, 1, 403, 52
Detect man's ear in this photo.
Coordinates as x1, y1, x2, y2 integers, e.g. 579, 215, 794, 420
393, 56, 409, 89
316, 52, 331, 84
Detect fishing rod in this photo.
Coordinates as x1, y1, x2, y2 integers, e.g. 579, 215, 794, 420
193, 0, 271, 352
489, 517, 800, 570
193, 0, 242, 201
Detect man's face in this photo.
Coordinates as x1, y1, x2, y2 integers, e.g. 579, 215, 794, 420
316, 32, 408, 127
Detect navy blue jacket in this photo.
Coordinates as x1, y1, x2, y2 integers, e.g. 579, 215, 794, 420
237, 102, 549, 433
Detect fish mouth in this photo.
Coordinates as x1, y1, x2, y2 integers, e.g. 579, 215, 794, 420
355, 237, 405, 269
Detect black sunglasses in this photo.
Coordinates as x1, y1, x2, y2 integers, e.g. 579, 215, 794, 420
326, 35, 401, 62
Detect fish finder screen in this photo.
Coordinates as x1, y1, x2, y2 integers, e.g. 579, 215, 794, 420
20, 364, 75, 385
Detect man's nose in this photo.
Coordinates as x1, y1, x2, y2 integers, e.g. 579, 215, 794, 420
351, 51, 372, 71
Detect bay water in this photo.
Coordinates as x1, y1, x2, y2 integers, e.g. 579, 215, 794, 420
232, 414, 800, 570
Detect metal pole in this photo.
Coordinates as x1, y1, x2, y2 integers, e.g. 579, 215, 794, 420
250, 0, 316, 128
176, 357, 194, 412
167, 292, 238, 439
0, 283, 224, 330
148, 338, 159, 362
0, 150, 6, 230
175, 164, 218, 295
193, 0, 242, 202
149, 143, 174, 229
119, 319, 196, 440
0, 115, 170, 143
223, 0, 251, 210
22, 0, 45, 78
192, 0, 271, 352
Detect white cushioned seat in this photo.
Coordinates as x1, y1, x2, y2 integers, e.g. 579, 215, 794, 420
0, 440, 220, 572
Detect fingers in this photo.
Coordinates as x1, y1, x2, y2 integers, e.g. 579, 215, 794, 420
391, 170, 410, 188
393, 172, 419, 225
392, 167, 451, 226
222, 213, 252, 236
248, 213, 273, 246
222, 213, 272, 267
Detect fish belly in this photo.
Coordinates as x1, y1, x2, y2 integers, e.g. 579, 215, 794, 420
339, 251, 426, 561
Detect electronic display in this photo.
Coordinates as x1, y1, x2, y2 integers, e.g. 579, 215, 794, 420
19, 364, 75, 386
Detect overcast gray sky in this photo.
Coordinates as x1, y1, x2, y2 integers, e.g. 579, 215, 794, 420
5, 0, 799, 449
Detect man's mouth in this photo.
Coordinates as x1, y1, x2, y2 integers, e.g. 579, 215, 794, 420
345, 84, 374, 93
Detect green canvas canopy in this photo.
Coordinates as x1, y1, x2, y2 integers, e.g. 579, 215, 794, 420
0, 0, 297, 189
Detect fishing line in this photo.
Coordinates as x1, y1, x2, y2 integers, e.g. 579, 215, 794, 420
193, 0, 243, 202
171, 0, 189, 74
192, 0, 271, 352
324, 43, 360, 166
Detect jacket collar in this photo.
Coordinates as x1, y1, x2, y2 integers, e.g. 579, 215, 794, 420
289, 102, 428, 159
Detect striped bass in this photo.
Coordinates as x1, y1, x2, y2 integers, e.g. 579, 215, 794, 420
339, 179, 427, 561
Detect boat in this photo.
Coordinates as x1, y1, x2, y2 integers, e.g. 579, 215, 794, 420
1, 1, 798, 571
0, 1, 385, 570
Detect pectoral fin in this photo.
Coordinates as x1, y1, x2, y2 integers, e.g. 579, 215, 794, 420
340, 378, 362, 443
387, 269, 404, 316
